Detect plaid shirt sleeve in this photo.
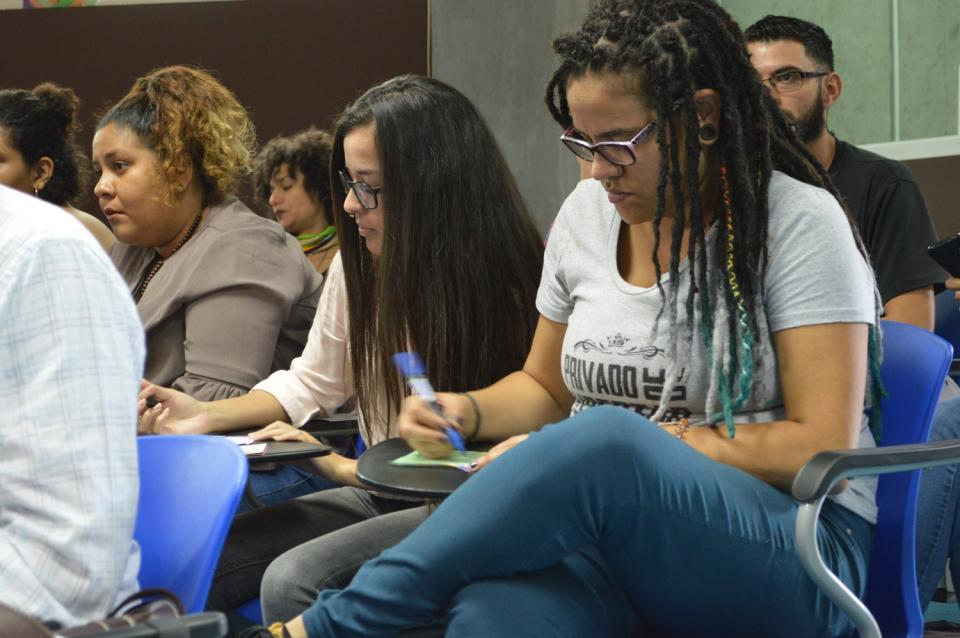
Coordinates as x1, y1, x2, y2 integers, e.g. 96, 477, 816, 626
0, 208, 145, 627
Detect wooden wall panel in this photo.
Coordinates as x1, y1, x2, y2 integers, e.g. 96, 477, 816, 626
0, 0, 428, 214
904, 155, 960, 240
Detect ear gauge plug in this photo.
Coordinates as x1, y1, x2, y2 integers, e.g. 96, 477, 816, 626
699, 124, 718, 145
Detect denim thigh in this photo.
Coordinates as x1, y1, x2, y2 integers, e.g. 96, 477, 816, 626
238, 465, 338, 513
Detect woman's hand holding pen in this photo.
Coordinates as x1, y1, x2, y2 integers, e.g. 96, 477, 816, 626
398, 392, 473, 459
397, 392, 529, 471
137, 380, 212, 435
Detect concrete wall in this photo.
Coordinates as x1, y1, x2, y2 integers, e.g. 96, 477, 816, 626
722, 0, 960, 239
0, 0, 427, 215
431, 0, 590, 231
898, 1, 960, 141
722, 0, 960, 144
432, 0, 959, 232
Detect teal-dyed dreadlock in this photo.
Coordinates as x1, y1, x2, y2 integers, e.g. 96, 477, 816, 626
866, 318, 888, 442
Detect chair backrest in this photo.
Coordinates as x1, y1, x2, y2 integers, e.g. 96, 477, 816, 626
134, 436, 248, 613
935, 290, 960, 378
864, 321, 953, 637
935, 290, 960, 347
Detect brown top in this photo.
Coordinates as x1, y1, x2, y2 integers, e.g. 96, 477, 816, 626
111, 197, 323, 401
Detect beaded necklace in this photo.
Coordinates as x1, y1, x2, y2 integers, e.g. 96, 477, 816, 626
298, 225, 337, 256
132, 212, 204, 302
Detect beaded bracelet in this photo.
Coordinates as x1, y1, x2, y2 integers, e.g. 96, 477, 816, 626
458, 391, 482, 444
658, 418, 690, 440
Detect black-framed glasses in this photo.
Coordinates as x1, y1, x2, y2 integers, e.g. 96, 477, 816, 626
761, 69, 828, 93
338, 169, 382, 210
560, 120, 658, 167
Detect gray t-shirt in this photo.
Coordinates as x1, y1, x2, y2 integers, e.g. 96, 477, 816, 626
537, 171, 878, 523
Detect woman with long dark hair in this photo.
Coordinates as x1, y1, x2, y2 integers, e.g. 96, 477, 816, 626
138, 75, 544, 618
269, 1, 883, 636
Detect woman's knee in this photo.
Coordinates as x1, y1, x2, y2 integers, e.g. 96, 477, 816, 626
262, 533, 370, 612
260, 547, 316, 619
445, 552, 634, 638
538, 404, 661, 467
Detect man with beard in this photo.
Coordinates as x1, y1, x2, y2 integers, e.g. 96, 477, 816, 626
746, 15, 945, 329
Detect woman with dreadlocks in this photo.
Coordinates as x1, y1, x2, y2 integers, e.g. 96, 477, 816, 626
265, 1, 882, 636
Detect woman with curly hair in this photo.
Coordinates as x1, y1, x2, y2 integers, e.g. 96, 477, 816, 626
254, 129, 338, 275
268, 1, 884, 636
94, 66, 326, 506
0, 82, 113, 250
94, 65, 322, 405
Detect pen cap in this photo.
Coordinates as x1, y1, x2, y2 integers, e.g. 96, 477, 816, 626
392, 351, 428, 377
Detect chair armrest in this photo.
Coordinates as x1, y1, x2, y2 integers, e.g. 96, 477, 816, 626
62, 612, 227, 637
792, 438, 960, 502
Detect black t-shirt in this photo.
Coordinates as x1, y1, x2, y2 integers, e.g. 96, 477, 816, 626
828, 138, 947, 303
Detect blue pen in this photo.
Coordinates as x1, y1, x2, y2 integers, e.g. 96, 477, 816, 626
392, 351, 466, 452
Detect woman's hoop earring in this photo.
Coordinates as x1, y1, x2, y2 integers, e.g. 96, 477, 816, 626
699, 124, 718, 146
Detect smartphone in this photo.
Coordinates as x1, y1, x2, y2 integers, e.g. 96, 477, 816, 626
929, 233, 960, 277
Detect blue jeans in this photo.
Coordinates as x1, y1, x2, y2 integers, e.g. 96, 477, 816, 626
238, 465, 336, 513
916, 397, 960, 610
300, 406, 873, 637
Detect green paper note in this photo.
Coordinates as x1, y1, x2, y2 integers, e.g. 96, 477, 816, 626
391, 450, 486, 469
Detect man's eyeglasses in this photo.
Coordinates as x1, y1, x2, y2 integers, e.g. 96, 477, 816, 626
560, 120, 658, 167
338, 169, 382, 210
761, 69, 828, 94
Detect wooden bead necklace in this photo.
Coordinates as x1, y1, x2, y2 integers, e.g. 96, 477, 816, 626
132, 212, 204, 302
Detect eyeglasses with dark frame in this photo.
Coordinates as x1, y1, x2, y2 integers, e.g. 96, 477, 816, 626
338, 169, 383, 210
760, 69, 829, 94
560, 120, 658, 167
